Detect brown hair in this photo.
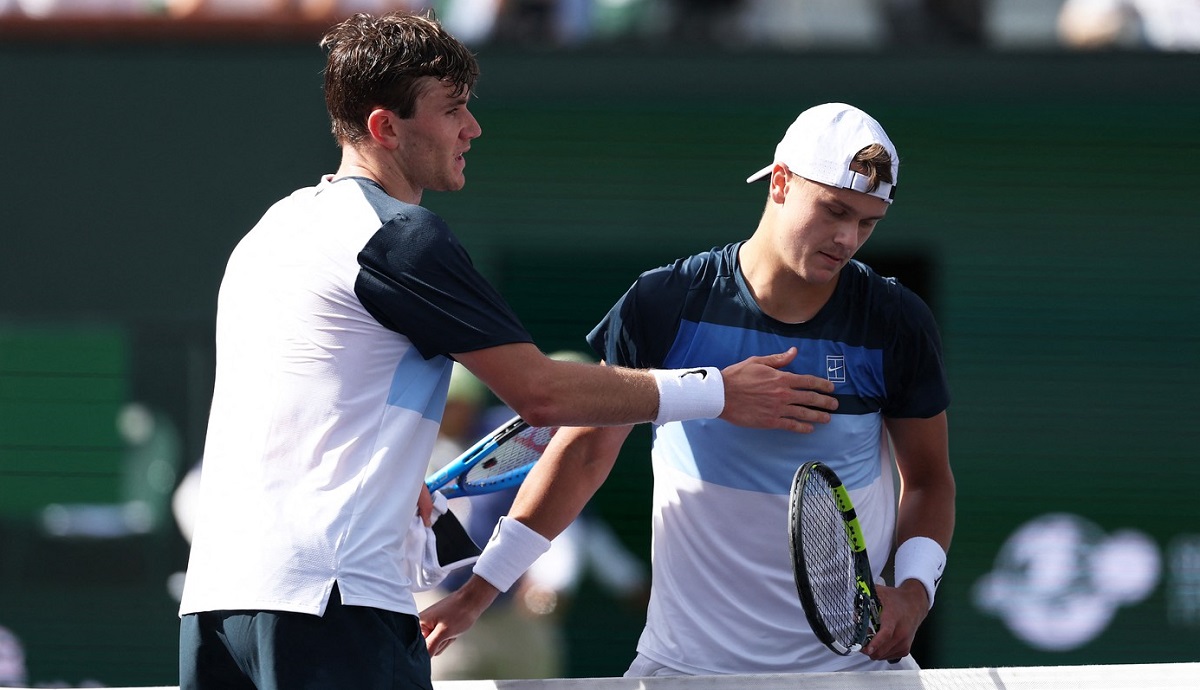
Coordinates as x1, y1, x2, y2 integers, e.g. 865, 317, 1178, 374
850, 143, 896, 194
319, 11, 479, 145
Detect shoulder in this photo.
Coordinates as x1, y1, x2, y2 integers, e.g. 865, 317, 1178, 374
377, 199, 450, 237
327, 176, 452, 236
634, 243, 737, 294
844, 260, 931, 316
361, 201, 459, 263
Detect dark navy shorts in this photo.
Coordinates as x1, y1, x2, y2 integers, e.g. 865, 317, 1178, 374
179, 583, 432, 690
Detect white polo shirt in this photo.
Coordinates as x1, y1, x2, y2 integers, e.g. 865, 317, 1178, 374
179, 176, 530, 618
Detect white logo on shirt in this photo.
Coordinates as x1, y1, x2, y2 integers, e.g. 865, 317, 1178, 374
825, 355, 846, 383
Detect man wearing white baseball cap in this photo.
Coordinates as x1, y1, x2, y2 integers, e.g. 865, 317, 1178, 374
422, 103, 954, 676
745, 101, 898, 203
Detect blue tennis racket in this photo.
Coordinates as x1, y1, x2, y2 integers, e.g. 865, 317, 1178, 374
425, 415, 557, 499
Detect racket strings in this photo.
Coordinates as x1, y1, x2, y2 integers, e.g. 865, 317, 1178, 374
800, 476, 867, 647
461, 426, 555, 485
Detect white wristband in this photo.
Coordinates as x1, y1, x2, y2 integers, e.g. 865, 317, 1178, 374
471, 516, 551, 593
650, 367, 725, 425
893, 536, 946, 609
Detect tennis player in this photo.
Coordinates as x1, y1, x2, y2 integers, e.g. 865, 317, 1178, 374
176, 12, 839, 690
422, 102, 955, 675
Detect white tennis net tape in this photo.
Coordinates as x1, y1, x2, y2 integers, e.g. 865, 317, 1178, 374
13, 661, 1197, 690
432, 662, 1199, 690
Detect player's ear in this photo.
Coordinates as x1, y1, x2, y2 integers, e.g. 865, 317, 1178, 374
366, 108, 401, 149
769, 164, 791, 202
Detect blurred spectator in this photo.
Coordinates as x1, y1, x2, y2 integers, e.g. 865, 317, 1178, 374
12, 0, 150, 18
40, 402, 181, 540
1058, 0, 1200, 51
0, 625, 27, 688
438, 0, 503, 45
440, 0, 596, 47
162, 0, 291, 19
738, 0, 886, 50
882, 0, 985, 46
172, 459, 202, 546
500, 0, 595, 46
665, 0, 745, 45
296, 0, 428, 23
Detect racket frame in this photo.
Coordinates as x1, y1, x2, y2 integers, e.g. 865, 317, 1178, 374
789, 460, 883, 656
425, 415, 545, 499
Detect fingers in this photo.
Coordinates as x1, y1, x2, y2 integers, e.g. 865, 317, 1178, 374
864, 631, 908, 662
717, 349, 846, 432
787, 379, 838, 412
425, 632, 450, 656
786, 370, 835, 395
755, 346, 798, 368
863, 584, 925, 661
425, 628, 455, 656
861, 613, 903, 661
421, 614, 454, 657
862, 625, 905, 661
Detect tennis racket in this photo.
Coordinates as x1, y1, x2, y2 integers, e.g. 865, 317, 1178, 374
788, 460, 884, 657
425, 415, 557, 499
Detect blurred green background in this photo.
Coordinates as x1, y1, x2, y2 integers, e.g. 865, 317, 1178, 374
1, 33, 1198, 687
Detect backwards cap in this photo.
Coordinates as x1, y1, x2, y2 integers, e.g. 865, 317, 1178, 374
745, 102, 898, 204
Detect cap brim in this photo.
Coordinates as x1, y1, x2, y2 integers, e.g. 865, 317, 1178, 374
745, 164, 773, 184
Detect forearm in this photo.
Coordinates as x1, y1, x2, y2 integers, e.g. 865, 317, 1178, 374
468, 425, 626, 595
895, 478, 955, 551
886, 412, 953, 611
889, 412, 954, 550
457, 345, 695, 428
508, 425, 628, 539
519, 362, 659, 428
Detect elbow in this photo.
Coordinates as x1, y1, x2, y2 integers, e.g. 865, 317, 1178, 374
513, 405, 557, 429
942, 469, 958, 503
506, 390, 562, 428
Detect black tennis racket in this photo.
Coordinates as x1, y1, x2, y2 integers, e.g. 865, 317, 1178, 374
789, 461, 883, 657
425, 415, 557, 499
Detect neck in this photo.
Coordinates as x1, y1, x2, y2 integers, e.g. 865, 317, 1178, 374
738, 237, 838, 324
336, 148, 421, 205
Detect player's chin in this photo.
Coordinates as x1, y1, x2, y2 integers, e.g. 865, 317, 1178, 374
799, 257, 842, 284
433, 171, 467, 192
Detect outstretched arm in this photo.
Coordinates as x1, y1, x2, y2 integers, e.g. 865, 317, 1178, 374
454, 343, 837, 432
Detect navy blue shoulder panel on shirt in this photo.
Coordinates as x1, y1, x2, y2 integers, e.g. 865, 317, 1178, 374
585, 245, 730, 369
350, 179, 532, 360
834, 261, 949, 417
588, 241, 949, 418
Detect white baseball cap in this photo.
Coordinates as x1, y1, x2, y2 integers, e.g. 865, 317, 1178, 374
745, 102, 898, 204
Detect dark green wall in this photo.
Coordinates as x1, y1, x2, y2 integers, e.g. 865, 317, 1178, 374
1, 39, 1199, 686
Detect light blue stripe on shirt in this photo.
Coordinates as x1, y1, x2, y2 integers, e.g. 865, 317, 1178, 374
657, 414, 884, 495
387, 350, 453, 422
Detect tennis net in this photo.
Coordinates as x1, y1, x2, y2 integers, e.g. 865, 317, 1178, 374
8, 662, 1196, 690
